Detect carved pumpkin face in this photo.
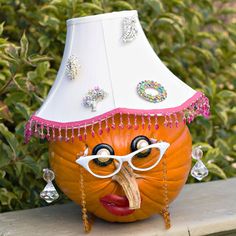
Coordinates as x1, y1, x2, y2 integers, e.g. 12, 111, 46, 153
49, 115, 192, 222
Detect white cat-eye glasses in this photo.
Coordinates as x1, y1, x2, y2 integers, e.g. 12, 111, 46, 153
75, 142, 170, 178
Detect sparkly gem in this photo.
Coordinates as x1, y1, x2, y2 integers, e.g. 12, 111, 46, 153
66, 55, 80, 80
40, 182, 59, 203
122, 16, 138, 43
191, 160, 209, 181
83, 87, 107, 112
42, 168, 55, 182
192, 147, 203, 160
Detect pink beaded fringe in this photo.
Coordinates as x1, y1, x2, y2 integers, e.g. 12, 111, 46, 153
24, 93, 210, 143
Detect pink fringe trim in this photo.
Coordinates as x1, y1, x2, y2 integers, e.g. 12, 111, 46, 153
24, 92, 210, 143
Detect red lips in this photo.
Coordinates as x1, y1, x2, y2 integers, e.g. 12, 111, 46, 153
100, 194, 135, 216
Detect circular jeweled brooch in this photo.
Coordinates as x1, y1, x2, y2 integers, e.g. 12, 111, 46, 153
137, 80, 167, 103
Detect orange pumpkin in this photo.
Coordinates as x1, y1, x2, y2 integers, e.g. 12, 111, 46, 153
49, 114, 192, 223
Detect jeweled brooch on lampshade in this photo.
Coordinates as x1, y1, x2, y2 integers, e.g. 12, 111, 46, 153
25, 10, 210, 233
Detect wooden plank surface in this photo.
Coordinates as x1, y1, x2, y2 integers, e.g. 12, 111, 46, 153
0, 178, 236, 236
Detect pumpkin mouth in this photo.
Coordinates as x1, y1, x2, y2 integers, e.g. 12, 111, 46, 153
100, 194, 135, 216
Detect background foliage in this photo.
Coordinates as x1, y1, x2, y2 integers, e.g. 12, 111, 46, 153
0, 0, 236, 212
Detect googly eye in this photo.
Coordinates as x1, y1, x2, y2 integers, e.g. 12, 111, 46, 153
131, 136, 151, 158
92, 144, 114, 166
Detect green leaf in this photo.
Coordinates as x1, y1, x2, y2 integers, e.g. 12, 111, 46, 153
217, 90, 236, 99
0, 170, 6, 178
20, 32, 28, 59
0, 140, 12, 168
145, 0, 164, 14
196, 32, 216, 41
205, 148, 221, 162
111, 1, 134, 10
0, 22, 4, 36
0, 101, 13, 123
0, 123, 18, 157
214, 138, 230, 155
173, 24, 185, 44
206, 163, 227, 179
169, 0, 185, 8
219, 8, 236, 15
217, 110, 228, 127
80, 3, 103, 12
190, 46, 213, 61
0, 188, 17, 206
192, 142, 213, 151
15, 102, 31, 120
38, 35, 50, 53
21, 156, 41, 176
36, 61, 50, 77
155, 17, 174, 28
4, 44, 19, 61
160, 13, 184, 26
189, 15, 200, 33
28, 54, 52, 64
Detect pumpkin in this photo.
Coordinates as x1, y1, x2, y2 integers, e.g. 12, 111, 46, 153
49, 114, 192, 224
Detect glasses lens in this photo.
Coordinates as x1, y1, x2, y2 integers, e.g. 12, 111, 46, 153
88, 157, 120, 177
131, 147, 161, 170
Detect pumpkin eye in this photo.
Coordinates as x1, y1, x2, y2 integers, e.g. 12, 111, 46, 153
92, 144, 114, 167
131, 136, 151, 158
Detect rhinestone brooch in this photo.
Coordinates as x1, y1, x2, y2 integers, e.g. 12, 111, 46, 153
83, 86, 107, 112
137, 80, 167, 103
122, 16, 138, 43
66, 55, 80, 80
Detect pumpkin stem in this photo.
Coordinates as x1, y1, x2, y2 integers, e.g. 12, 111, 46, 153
112, 163, 141, 209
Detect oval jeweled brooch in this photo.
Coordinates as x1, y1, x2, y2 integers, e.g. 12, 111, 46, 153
137, 80, 167, 103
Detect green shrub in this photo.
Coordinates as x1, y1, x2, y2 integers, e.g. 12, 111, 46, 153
0, 0, 235, 212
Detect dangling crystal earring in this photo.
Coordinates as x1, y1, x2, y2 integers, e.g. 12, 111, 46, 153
191, 146, 209, 181
40, 168, 59, 203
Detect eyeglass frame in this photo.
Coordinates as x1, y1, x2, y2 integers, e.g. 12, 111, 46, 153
75, 142, 170, 178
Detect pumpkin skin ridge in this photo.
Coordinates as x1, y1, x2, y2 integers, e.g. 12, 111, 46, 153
142, 179, 186, 194
52, 152, 77, 165
134, 145, 191, 177
139, 187, 165, 208
142, 127, 190, 176
134, 130, 191, 207
138, 174, 188, 188
154, 120, 185, 141
141, 161, 191, 180
167, 162, 192, 173
50, 140, 86, 159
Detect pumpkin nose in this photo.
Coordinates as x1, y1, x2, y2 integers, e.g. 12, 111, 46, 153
112, 163, 141, 209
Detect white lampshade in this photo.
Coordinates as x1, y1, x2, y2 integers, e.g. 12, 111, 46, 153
25, 10, 209, 142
